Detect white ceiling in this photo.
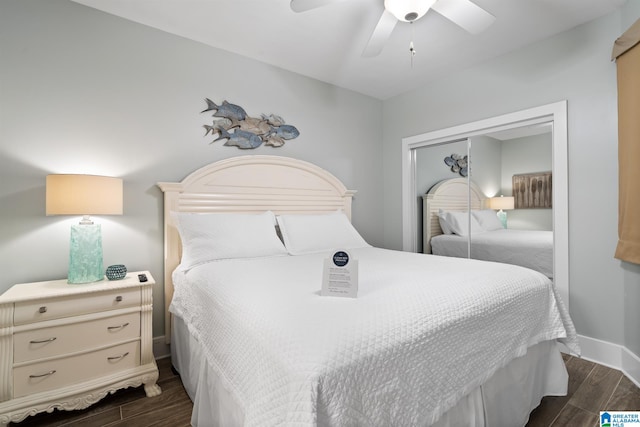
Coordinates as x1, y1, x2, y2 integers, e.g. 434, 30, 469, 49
71, 0, 625, 100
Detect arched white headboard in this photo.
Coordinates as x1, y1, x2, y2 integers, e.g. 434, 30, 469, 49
157, 155, 356, 342
422, 178, 486, 254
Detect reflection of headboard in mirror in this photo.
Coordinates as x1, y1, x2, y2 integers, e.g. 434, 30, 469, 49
422, 178, 486, 254
157, 155, 356, 343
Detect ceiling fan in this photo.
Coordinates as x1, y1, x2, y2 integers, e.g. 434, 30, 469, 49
290, 0, 495, 57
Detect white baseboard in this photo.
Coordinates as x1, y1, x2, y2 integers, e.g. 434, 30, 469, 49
152, 333, 640, 387
622, 347, 640, 388
576, 334, 640, 388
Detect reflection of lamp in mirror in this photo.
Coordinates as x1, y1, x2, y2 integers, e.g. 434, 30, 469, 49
488, 195, 514, 228
46, 174, 123, 284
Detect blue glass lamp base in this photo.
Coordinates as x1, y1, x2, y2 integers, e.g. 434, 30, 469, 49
497, 210, 507, 229
68, 224, 104, 284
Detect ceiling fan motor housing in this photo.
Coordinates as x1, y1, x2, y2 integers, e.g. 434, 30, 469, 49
384, 0, 437, 22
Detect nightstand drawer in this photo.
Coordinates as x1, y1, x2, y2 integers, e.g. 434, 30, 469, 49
13, 340, 140, 398
14, 288, 141, 325
14, 312, 141, 363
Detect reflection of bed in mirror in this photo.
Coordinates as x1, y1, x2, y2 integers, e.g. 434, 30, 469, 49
423, 178, 553, 279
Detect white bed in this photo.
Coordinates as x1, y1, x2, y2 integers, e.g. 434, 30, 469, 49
423, 178, 554, 278
158, 156, 579, 427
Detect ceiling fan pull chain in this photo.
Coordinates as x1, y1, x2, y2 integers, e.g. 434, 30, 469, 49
409, 21, 416, 68
409, 41, 416, 67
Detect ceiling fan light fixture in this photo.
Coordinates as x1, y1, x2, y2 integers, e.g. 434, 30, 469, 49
384, 0, 437, 22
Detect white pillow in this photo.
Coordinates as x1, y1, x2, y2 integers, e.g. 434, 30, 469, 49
276, 211, 370, 255
173, 211, 287, 269
440, 211, 484, 236
438, 209, 453, 234
472, 209, 504, 231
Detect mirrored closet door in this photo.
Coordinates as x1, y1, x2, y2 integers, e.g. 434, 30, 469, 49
416, 125, 554, 281
402, 101, 568, 306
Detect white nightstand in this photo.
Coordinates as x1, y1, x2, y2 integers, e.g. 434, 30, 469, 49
0, 271, 161, 425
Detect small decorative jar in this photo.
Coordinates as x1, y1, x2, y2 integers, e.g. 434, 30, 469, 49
106, 264, 127, 281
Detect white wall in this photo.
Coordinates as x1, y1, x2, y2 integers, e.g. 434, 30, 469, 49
382, 4, 639, 354
0, 0, 383, 338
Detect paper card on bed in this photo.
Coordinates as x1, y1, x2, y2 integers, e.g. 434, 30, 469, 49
321, 250, 358, 298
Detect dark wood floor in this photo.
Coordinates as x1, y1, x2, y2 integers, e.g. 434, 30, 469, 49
10, 354, 640, 426
526, 353, 640, 426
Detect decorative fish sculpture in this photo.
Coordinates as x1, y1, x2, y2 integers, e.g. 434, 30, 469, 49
264, 135, 285, 147
261, 113, 286, 127
203, 118, 232, 136
201, 98, 247, 121
268, 125, 300, 140
201, 99, 299, 149
214, 128, 263, 149
229, 117, 271, 136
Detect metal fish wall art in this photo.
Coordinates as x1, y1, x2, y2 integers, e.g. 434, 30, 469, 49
444, 153, 468, 177
201, 98, 300, 149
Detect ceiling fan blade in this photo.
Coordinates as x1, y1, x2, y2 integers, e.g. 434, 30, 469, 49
362, 10, 398, 57
290, 0, 342, 13
431, 0, 495, 34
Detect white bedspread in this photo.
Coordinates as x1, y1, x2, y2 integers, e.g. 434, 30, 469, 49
431, 229, 553, 278
170, 247, 578, 426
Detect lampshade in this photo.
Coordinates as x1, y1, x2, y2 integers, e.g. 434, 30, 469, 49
384, 0, 436, 22
488, 196, 515, 211
46, 174, 123, 216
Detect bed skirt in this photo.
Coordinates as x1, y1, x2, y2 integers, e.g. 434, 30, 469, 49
171, 314, 568, 427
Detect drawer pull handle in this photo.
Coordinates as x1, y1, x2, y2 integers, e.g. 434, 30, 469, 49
115, 296, 123, 302
38, 306, 47, 314
107, 352, 130, 361
29, 370, 56, 379
107, 322, 130, 331
29, 337, 57, 344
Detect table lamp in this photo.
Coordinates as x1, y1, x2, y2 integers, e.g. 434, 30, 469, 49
488, 195, 514, 228
46, 174, 123, 284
